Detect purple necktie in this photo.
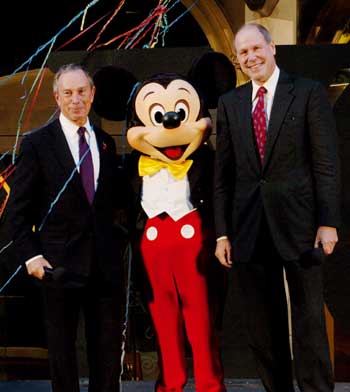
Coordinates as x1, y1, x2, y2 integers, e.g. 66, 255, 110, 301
252, 86, 267, 162
78, 127, 94, 205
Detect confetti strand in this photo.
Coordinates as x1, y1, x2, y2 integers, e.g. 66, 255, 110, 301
87, 0, 127, 51
93, 14, 156, 50
147, 11, 166, 48
45, 108, 60, 125
123, 5, 168, 49
0, 164, 16, 192
124, 1, 166, 49
159, 0, 198, 46
0, 151, 9, 162
0, 162, 14, 178
119, 241, 132, 388
0, 193, 9, 218
126, 9, 163, 49
93, 4, 166, 50
0, 262, 19, 295
56, 10, 111, 51
37, 147, 90, 232
80, 0, 96, 31
22, 68, 48, 132
129, 22, 158, 49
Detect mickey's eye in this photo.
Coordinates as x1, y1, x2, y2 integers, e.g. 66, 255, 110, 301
175, 101, 189, 122
150, 104, 165, 126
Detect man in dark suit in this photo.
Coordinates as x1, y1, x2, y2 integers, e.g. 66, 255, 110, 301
6, 63, 130, 392
214, 23, 340, 392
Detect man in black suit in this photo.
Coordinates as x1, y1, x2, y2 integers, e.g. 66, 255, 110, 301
214, 23, 340, 392
6, 63, 130, 392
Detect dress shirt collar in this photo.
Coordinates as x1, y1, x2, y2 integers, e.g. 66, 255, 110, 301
252, 65, 280, 101
59, 112, 93, 141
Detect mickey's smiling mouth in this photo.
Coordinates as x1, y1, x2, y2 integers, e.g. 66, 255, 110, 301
157, 145, 188, 160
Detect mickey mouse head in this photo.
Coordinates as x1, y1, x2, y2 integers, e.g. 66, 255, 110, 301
126, 73, 211, 164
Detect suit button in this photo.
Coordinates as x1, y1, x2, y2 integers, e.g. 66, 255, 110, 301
260, 179, 267, 184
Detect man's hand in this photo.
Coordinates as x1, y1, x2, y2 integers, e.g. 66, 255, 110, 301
215, 238, 232, 268
26, 256, 52, 280
314, 226, 338, 256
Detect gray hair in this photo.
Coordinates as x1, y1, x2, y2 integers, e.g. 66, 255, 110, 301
53, 63, 94, 94
235, 23, 273, 45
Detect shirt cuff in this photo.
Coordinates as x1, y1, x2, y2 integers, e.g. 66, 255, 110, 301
25, 255, 43, 266
216, 235, 228, 242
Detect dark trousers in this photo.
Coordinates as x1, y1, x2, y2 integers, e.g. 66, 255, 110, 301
235, 222, 334, 392
42, 280, 122, 392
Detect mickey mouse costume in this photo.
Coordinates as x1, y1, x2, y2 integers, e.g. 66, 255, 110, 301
126, 66, 233, 392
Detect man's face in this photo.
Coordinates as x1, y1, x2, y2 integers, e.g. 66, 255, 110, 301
235, 25, 276, 85
54, 69, 95, 126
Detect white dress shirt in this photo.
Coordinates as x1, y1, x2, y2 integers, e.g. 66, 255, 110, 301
59, 113, 100, 190
251, 65, 280, 128
141, 168, 195, 221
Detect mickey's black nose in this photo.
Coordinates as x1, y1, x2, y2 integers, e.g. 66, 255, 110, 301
162, 111, 181, 129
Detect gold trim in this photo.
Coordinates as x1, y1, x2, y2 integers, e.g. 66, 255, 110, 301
0, 347, 48, 359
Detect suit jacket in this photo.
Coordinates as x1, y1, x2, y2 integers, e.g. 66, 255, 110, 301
7, 118, 130, 287
214, 69, 340, 262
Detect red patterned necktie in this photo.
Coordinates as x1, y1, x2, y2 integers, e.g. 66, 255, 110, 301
252, 86, 267, 162
78, 127, 95, 204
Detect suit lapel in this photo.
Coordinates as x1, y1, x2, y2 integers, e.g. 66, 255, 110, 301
263, 70, 295, 168
46, 120, 85, 195
237, 83, 261, 173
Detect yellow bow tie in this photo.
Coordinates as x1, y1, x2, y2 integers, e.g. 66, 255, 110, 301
138, 155, 193, 180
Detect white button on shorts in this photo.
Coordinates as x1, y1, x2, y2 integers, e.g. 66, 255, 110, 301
180, 224, 195, 239
146, 226, 158, 241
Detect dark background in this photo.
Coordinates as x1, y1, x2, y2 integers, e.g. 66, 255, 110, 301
1, 0, 350, 381
0, 0, 208, 77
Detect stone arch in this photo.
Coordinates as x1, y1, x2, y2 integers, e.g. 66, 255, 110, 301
180, 0, 234, 60
180, 0, 247, 84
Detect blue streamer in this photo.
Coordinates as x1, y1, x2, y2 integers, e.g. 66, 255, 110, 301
160, 0, 199, 46
0, 0, 101, 89
0, 263, 20, 295
38, 146, 91, 232
0, 151, 9, 161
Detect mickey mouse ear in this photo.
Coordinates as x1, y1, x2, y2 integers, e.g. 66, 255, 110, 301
187, 51, 236, 109
92, 65, 138, 121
